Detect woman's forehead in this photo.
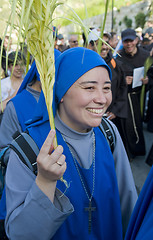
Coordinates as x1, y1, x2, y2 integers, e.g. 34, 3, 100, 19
75, 68, 111, 85
77, 66, 110, 78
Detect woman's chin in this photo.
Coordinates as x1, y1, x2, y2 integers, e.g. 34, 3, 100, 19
89, 119, 102, 128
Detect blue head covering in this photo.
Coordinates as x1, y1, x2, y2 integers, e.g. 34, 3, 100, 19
17, 48, 61, 94
26, 47, 112, 127
17, 61, 40, 94
54, 47, 112, 115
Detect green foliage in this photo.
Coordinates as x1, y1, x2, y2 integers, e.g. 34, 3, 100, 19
97, 0, 110, 55
135, 12, 146, 28
123, 16, 132, 28
59, 0, 142, 27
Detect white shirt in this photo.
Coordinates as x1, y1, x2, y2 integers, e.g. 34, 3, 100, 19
1, 77, 15, 101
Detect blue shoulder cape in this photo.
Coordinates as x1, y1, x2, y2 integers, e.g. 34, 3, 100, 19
27, 120, 123, 240
11, 89, 38, 131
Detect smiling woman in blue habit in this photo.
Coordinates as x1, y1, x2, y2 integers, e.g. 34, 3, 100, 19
5, 47, 137, 240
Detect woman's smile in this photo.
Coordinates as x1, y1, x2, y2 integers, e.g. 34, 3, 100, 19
86, 107, 105, 115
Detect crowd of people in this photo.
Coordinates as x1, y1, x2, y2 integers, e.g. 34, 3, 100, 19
0, 18, 153, 239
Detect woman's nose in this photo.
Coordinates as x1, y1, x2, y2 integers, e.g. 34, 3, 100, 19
93, 90, 107, 104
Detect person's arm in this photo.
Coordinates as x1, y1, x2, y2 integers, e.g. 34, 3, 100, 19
5, 130, 73, 240
0, 90, 17, 112
108, 120, 138, 236
0, 101, 22, 149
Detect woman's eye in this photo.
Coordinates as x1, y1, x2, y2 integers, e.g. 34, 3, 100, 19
104, 86, 111, 91
85, 86, 94, 90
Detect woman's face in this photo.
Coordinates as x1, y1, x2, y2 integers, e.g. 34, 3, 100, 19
9, 61, 25, 79
58, 66, 112, 133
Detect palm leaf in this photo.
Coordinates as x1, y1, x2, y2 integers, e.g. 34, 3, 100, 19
97, 0, 110, 54
1, 0, 102, 188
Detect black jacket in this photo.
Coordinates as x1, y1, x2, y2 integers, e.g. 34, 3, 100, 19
105, 51, 128, 119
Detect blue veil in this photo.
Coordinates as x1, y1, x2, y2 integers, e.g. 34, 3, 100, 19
26, 47, 112, 128
18, 48, 61, 94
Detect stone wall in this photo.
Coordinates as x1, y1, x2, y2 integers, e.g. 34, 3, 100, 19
60, 0, 152, 40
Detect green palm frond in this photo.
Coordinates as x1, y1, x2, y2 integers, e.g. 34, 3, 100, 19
0, 0, 96, 188
97, 0, 110, 55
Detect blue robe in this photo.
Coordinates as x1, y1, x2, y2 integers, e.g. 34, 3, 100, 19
27, 120, 123, 240
125, 166, 153, 240
11, 89, 37, 130
0, 89, 38, 220
0, 186, 6, 219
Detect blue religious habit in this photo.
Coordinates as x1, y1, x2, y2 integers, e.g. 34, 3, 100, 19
125, 166, 153, 240
27, 116, 123, 240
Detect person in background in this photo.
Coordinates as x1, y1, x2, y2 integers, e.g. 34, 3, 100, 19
3, 35, 13, 54
109, 32, 119, 49
116, 28, 149, 159
142, 27, 153, 52
0, 61, 41, 148
141, 37, 151, 50
135, 27, 143, 41
144, 27, 153, 40
5, 47, 137, 239
63, 34, 79, 51
0, 51, 26, 114
56, 34, 67, 52
68, 34, 79, 48
88, 28, 100, 52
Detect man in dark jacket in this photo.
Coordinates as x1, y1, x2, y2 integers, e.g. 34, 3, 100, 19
117, 28, 150, 159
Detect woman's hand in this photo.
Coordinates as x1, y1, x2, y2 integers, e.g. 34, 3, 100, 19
36, 130, 66, 202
